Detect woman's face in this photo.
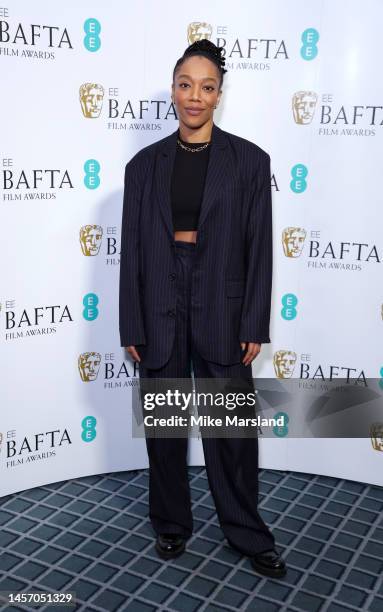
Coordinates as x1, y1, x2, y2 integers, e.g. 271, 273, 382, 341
172, 55, 222, 131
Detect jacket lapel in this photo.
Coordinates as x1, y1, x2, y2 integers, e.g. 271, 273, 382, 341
155, 122, 230, 240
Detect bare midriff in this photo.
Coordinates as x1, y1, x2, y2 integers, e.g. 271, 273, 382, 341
174, 230, 197, 243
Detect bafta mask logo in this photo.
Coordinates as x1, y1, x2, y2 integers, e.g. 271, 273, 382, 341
292, 91, 318, 124
371, 423, 383, 452
0, 432, 3, 454
80, 225, 103, 256
78, 352, 101, 382
282, 227, 306, 258
79, 83, 104, 118
187, 22, 212, 44
273, 351, 297, 379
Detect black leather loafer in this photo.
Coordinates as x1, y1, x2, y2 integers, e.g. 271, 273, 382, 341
250, 548, 287, 578
155, 533, 186, 560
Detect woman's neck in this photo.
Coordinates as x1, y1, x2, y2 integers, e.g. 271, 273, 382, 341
178, 121, 212, 143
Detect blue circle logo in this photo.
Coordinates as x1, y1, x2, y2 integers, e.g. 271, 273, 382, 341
281, 293, 298, 320
84, 159, 100, 189
83, 293, 99, 321
273, 412, 289, 437
290, 164, 308, 193
81, 415, 97, 442
300, 28, 319, 60
83, 18, 101, 52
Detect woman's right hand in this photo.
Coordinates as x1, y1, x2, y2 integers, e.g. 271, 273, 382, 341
125, 346, 141, 362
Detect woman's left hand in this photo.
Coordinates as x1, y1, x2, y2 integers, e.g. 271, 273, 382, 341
240, 342, 261, 366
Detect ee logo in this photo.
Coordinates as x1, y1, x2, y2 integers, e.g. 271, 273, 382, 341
84, 159, 100, 189
300, 28, 319, 60
273, 412, 289, 437
83, 18, 101, 52
83, 293, 99, 321
290, 164, 308, 193
281, 294, 297, 320
82, 416, 97, 442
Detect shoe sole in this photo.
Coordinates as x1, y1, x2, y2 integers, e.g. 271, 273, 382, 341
250, 560, 287, 578
155, 541, 186, 560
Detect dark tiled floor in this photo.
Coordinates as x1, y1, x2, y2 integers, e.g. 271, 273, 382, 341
0, 468, 382, 611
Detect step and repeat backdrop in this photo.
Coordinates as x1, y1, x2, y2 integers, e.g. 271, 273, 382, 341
1, 0, 382, 496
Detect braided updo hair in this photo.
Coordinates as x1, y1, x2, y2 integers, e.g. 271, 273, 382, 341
173, 39, 227, 89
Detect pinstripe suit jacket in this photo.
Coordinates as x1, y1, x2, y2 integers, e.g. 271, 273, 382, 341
119, 121, 272, 369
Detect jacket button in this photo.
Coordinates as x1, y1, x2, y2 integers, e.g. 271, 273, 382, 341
169, 273, 176, 280
167, 309, 176, 317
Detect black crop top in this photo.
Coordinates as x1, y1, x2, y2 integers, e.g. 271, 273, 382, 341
170, 131, 210, 231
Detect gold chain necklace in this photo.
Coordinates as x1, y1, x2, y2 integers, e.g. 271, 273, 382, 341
177, 139, 210, 153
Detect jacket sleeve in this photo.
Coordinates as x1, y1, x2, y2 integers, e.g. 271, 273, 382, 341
119, 157, 146, 347
239, 151, 273, 344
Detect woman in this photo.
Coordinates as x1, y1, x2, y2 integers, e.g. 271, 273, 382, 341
119, 39, 286, 578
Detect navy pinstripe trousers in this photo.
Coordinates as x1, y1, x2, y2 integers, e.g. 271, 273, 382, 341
138, 240, 275, 556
